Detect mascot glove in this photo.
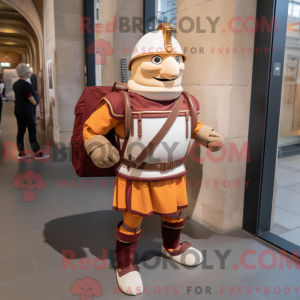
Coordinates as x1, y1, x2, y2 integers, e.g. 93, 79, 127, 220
195, 125, 223, 152
84, 135, 120, 168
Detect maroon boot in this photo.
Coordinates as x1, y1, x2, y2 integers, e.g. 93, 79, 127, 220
161, 212, 204, 266
115, 221, 143, 295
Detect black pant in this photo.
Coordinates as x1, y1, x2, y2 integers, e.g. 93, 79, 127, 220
14, 109, 40, 153
0, 96, 2, 124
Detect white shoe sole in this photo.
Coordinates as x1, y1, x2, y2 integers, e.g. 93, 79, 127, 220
161, 245, 204, 266
18, 155, 31, 159
116, 269, 143, 295
35, 155, 50, 160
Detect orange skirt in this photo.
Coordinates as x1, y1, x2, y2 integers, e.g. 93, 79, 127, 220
112, 175, 188, 217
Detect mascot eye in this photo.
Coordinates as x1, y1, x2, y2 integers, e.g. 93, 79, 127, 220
175, 56, 180, 64
152, 55, 163, 65
89, 287, 93, 290
23, 180, 27, 184
102, 48, 105, 51
81, 287, 84, 290
32, 180, 35, 184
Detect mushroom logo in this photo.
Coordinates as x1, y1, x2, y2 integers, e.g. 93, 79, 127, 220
71, 276, 103, 300
13, 170, 46, 202
87, 38, 114, 65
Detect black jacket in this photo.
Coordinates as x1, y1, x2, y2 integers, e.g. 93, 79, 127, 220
31, 73, 38, 92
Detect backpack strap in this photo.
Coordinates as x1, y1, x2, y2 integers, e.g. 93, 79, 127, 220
182, 91, 197, 136
111, 82, 132, 140
118, 90, 132, 140
112, 82, 128, 92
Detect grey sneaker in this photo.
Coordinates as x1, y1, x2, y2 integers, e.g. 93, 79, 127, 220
35, 150, 50, 160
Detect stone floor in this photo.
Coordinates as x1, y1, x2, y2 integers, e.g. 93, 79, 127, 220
271, 154, 300, 246
0, 101, 300, 300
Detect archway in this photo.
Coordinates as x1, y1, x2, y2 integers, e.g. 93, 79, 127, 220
0, 0, 43, 72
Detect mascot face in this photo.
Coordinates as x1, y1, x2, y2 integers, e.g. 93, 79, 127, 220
130, 54, 185, 89
128, 24, 186, 100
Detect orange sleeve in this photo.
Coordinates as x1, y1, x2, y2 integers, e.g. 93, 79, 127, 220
83, 103, 122, 142
191, 121, 204, 139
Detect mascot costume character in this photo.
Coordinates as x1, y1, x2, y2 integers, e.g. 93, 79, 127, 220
83, 23, 223, 295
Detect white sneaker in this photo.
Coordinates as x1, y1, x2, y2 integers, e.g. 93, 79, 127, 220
18, 152, 31, 159
161, 242, 204, 266
0, 130, 2, 133
116, 266, 143, 295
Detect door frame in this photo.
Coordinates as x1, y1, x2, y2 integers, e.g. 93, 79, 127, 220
84, 0, 96, 87
243, 0, 300, 257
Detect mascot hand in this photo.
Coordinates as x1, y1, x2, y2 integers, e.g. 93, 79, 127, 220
195, 125, 223, 152
84, 135, 120, 168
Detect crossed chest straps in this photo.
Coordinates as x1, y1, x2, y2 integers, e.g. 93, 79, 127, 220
112, 83, 197, 172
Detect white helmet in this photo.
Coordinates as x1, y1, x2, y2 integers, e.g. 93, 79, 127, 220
128, 23, 186, 70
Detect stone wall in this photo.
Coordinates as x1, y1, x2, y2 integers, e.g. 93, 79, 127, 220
43, 0, 59, 144
43, 0, 85, 147
177, 0, 257, 233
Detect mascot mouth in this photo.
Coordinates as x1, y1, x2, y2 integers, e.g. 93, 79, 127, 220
153, 77, 178, 82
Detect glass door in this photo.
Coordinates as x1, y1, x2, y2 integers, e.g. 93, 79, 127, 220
243, 0, 300, 256
270, 0, 300, 248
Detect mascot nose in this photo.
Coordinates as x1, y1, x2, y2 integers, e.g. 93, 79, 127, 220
160, 57, 180, 79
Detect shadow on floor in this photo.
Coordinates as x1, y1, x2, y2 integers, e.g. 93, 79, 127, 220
43, 210, 171, 270
42, 209, 221, 272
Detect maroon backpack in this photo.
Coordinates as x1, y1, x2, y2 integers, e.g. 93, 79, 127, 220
71, 84, 127, 177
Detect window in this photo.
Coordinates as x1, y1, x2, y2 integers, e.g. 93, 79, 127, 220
0, 62, 11, 67
155, 0, 177, 36
289, 1, 300, 17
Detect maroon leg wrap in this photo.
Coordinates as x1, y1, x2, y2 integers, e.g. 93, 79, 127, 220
161, 218, 186, 249
115, 221, 141, 270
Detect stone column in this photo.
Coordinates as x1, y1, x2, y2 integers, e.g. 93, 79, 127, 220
177, 0, 257, 233
43, 0, 85, 146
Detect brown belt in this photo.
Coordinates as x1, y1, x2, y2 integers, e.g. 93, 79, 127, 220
120, 157, 186, 171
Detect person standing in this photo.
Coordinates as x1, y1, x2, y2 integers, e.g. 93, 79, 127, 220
0, 77, 4, 133
13, 63, 49, 160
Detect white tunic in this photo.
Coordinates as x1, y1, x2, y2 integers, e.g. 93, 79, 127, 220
116, 114, 191, 180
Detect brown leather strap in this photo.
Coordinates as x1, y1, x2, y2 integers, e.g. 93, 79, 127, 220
119, 138, 129, 157
116, 90, 132, 140
182, 91, 197, 136
111, 82, 132, 140
168, 209, 186, 220
120, 157, 185, 171
170, 244, 181, 254
118, 264, 140, 277
166, 241, 192, 256
185, 112, 189, 138
112, 82, 128, 92
115, 137, 130, 172
137, 113, 142, 138
121, 222, 142, 234
180, 209, 186, 220
134, 94, 184, 168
